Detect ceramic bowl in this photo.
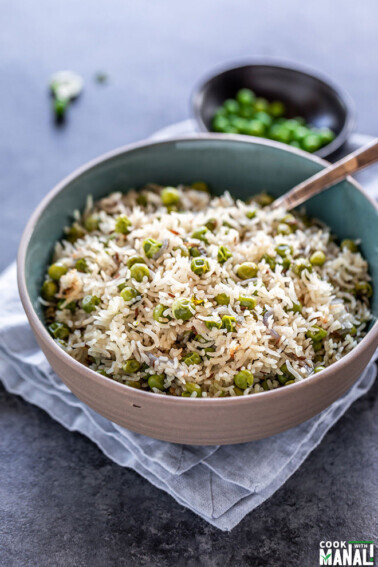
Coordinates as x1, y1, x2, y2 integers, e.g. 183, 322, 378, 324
17, 135, 378, 445
192, 60, 355, 158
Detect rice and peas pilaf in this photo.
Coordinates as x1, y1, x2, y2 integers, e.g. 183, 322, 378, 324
41, 183, 373, 398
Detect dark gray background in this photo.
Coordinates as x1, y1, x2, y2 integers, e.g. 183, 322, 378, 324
0, 1, 377, 565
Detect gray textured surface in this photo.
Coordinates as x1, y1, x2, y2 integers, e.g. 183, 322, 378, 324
0, 0, 377, 564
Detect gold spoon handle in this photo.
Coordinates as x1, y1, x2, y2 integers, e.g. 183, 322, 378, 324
272, 137, 378, 211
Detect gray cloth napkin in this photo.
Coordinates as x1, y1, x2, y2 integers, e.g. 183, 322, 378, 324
1, 125, 377, 531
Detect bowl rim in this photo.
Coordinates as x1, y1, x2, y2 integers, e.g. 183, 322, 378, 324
17, 133, 378, 406
190, 57, 356, 158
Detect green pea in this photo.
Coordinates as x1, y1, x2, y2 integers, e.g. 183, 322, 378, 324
232, 117, 248, 133
254, 192, 274, 207
191, 181, 210, 192
153, 303, 171, 323
290, 140, 301, 148
205, 320, 222, 330
313, 341, 323, 352
292, 258, 312, 275
82, 295, 101, 313
127, 256, 146, 268
284, 119, 300, 133
270, 124, 291, 144
239, 105, 254, 119
314, 366, 326, 373
41, 280, 58, 301
278, 363, 295, 383
192, 226, 209, 242
172, 298, 195, 321
130, 263, 150, 282
185, 382, 202, 397
261, 254, 276, 270
126, 380, 141, 389
281, 213, 297, 227
246, 209, 257, 219
276, 223, 291, 235
233, 386, 244, 396
222, 220, 233, 228
66, 224, 85, 243
161, 186, 180, 206
120, 286, 138, 302
114, 215, 131, 234
310, 251, 326, 266
245, 119, 265, 137
281, 258, 291, 270
290, 301, 302, 313
123, 359, 141, 373
341, 239, 358, 252
234, 369, 254, 390
239, 296, 257, 310
306, 325, 327, 342
221, 315, 236, 332
224, 125, 239, 133
302, 134, 322, 153
223, 99, 240, 114
48, 262, 68, 281
254, 97, 269, 113
148, 374, 166, 391
204, 218, 217, 232
136, 193, 148, 206
261, 379, 269, 391
167, 203, 178, 213
292, 125, 310, 142
285, 380, 295, 386
142, 238, 162, 259
97, 369, 110, 377
215, 293, 230, 305
255, 111, 272, 128
189, 246, 202, 257
57, 299, 76, 312
269, 100, 286, 117
318, 128, 335, 145
174, 245, 190, 257
75, 258, 89, 273
191, 257, 210, 276
48, 321, 70, 340
275, 244, 293, 257
236, 262, 258, 280
181, 352, 202, 366
354, 282, 373, 298
236, 88, 255, 106
217, 245, 232, 264
84, 215, 99, 232
213, 115, 229, 132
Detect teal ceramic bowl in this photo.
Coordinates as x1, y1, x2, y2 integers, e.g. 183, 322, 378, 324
17, 135, 378, 445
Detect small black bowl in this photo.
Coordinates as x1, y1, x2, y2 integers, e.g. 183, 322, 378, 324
192, 60, 355, 158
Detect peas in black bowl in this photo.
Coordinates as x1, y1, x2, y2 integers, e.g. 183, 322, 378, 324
192, 61, 355, 158
212, 88, 335, 153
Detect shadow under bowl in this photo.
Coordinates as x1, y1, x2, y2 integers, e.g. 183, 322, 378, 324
18, 135, 378, 445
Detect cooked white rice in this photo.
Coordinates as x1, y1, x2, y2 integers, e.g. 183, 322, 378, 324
42, 184, 373, 398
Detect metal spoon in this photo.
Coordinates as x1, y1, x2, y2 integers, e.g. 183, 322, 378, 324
272, 137, 378, 210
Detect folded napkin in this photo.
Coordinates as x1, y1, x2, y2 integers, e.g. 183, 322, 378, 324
1, 125, 377, 531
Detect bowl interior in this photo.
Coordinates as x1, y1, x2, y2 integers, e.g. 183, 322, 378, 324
24, 138, 377, 326
193, 64, 353, 157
